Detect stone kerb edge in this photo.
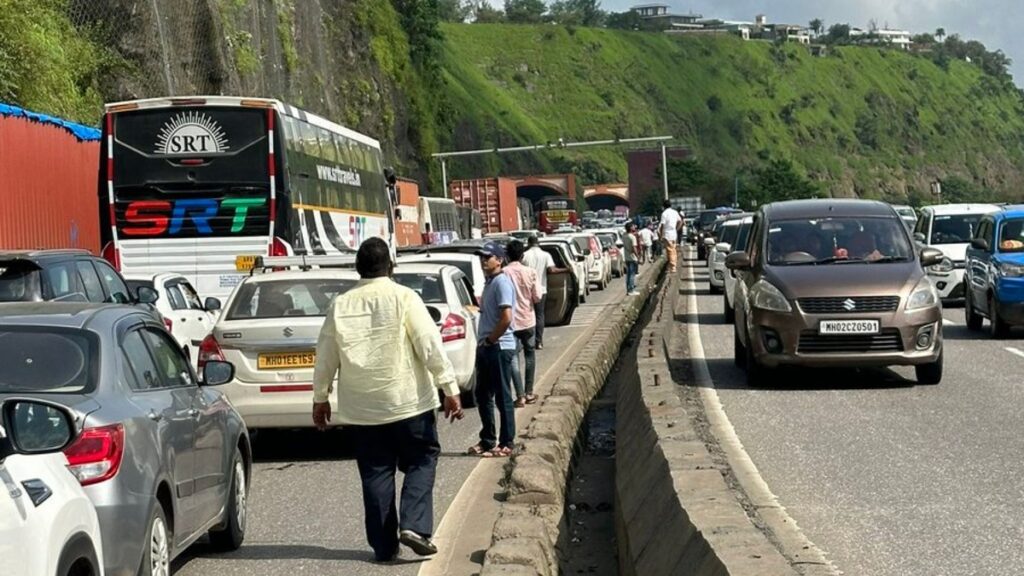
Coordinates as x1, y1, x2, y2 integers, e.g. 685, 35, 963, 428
480, 258, 667, 575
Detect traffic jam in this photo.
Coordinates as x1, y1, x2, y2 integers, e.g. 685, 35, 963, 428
0, 97, 637, 576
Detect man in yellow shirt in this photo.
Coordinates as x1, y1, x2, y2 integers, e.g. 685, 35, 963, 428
312, 238, 463, 562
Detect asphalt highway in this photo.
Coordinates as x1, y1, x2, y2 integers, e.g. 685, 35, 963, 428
684, 255, 1024, 576
172, 271, 634, 576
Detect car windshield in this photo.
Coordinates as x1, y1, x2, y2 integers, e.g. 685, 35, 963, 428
597, 235, 614, 249
125, 279, 154, 299
735, 222, 753, 251
720, 224, 740, 246
572, 237, 590, 253
393, 273, 446, 303
998, 218, 1024, 253
930, 214, 984, 245
408, 258, 473, 281
227, 278, 358, 319
0, 262, 40, 302
896, 207, 916, 220
767, 217, 914, 265
0, 328, 97, 393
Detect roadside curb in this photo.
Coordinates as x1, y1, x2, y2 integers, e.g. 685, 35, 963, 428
615, 270, 799, 576
478, 258, 666, 576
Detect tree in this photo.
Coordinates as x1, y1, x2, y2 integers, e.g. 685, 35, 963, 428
639, 189, 663, 217
505, 0, 547, 23
809, 18, 824, 36
935, 27, 946, 42
825, 23, 851, 44
605, 10, 642, 30
438, 0, 472, 22
473, 1, 505, 22
549, 0, 604, 26
745, 159, 820, 206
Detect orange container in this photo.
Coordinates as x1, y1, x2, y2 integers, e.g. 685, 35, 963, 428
395, 178, 422, 247
449, 178, 519, 234
0, 106, 100, 252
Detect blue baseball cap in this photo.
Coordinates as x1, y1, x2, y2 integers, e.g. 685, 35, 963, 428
474, 241, 506, 261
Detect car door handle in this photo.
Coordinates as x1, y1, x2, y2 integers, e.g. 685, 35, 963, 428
188, 408, 200, 418
148, 410, 163, 422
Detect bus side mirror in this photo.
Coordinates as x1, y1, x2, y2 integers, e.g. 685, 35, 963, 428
384, 167, 397, 185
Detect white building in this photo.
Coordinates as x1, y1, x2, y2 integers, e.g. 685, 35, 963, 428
850, 28, 913, 50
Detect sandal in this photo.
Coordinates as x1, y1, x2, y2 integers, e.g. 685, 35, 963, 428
515, 397, 526, 408
467, 443, 492, 456
482, 446, 513, 458
524, 394, 538, 404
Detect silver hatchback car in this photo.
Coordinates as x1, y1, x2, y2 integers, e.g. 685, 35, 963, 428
0, 303, 250, 576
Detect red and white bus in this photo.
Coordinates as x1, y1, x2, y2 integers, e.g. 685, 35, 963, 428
536, 196, 578, 234
98, 96, 395, 299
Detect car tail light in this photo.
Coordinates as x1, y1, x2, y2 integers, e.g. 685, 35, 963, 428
101, 242, 120, 270
163, 317, 173, 332
64, 424, 124, 486
270, 236, 289, 257
198, 334, 225, 370
441, 313, 466, 343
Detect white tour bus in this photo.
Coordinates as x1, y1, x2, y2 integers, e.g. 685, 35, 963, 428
99, 96, 395, 299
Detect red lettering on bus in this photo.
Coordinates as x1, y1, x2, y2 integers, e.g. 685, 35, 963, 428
123, 201, 171, 236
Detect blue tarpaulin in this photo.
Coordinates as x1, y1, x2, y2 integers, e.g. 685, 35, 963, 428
0, 102, 101, 142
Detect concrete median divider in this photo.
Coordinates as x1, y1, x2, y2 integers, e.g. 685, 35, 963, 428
479, 258, 666, 576
615, 273, 799, 576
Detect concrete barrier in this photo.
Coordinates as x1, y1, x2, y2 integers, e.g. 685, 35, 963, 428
479, 258, 667, 576
615, 273, 799, 576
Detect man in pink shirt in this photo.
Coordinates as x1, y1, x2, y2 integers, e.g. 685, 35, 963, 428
503, 240, 543, 407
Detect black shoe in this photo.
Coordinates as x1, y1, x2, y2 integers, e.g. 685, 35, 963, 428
373, 550, 399, 564
399, 530, 438, 556
536, 342, 544, 350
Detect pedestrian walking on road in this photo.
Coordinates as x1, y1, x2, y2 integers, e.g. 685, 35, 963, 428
638, 225, 654, 264
469, 241, 518, 458
623, 223, 640, 295
311, 237, 464, 563
503, 240, 543, 407
521, 236, 562, 350
659, 200, 683, 273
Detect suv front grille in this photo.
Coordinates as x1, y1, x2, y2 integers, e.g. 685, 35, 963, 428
797, 296, 900, 314
797, 329, 904, 354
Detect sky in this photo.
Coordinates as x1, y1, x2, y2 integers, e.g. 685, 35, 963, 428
488, 1, 1023, 85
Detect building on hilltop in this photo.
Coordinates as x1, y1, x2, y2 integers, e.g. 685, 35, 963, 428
849, 28, 913, 50
630, 3, 704, 31
691, 14, 811, 43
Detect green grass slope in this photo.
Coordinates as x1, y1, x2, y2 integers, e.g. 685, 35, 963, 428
441, 23, 1024, 203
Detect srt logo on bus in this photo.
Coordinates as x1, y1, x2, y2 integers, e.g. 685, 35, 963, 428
122, 198, 265, 236
154, 112, 230, 155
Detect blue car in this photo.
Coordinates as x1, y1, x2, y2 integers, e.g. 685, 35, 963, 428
964, 207, 1024, 337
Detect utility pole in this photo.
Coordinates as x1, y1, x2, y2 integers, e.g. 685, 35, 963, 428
661, 143, 669, 200
441, 159, 449, 199
734, 176, 739, 208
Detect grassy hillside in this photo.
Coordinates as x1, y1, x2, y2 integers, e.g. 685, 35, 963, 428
440, 24, 1024, 204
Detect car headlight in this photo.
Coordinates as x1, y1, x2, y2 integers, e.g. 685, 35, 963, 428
999, 262, 1024, 277
906, 277, 940, 311
929, 257, 954, 273
750, 279, 792, 312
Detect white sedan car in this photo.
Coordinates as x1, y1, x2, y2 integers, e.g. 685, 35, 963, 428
124, 273, 219, 369
201, 260, 479, 428
0, 399, 104, 576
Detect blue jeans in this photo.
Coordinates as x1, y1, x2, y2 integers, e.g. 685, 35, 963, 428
509, 328, 537, 399
625, 261, 639, 293
475, 345, 516, 449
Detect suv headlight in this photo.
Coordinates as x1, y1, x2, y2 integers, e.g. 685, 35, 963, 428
999, 262, 1024, 277
929, 257, 954, 273
906, 277, 940, 311
750, 279, 792, 312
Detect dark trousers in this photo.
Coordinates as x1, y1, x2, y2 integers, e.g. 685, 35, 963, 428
534, 297, 547, 344
476, 345, 516, 449
350, 410, 440, 559
625, 261, 639, 293
509, 328, 537, 398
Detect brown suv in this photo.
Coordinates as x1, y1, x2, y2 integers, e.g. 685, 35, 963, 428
727, 199, 946, 386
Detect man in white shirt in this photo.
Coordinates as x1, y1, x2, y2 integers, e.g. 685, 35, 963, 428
638, 226, 655, 264
658, 200, 683, 273
521, 236, 562, 349
312, 238, 463, 562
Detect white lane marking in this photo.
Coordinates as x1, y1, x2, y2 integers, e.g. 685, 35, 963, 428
683, 256, 840, 574
1004, 347, 1024, 359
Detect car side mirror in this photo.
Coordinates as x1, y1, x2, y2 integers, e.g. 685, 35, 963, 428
970, 238, 990, 252
914, 232, 927, 243
704, 237, 717, 247
426, 305, 443, 324
202, 361, 235, 387
136, 286, 159, 305
725, 251, 752, 271
583, 249, 592, 256
716, 242, 731, 253
0, 399, 77, 461
920, 247, 945, 267
204, 297, 222, 312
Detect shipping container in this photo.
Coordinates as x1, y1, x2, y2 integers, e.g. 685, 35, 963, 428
449, 178, 519, 234
0, 104, 101, 252
395, 178, 421, 247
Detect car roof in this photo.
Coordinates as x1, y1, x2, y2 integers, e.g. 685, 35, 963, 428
392, 263, 460, 276
123, 272, 185, 282
920, 203, 1001, 215
0, 302, 140, 328
763, 199, 897, 220
398, 252, 478, 262
243, 269, 361, 283
0, 249, 94, 262
995, 205, 1024, 220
